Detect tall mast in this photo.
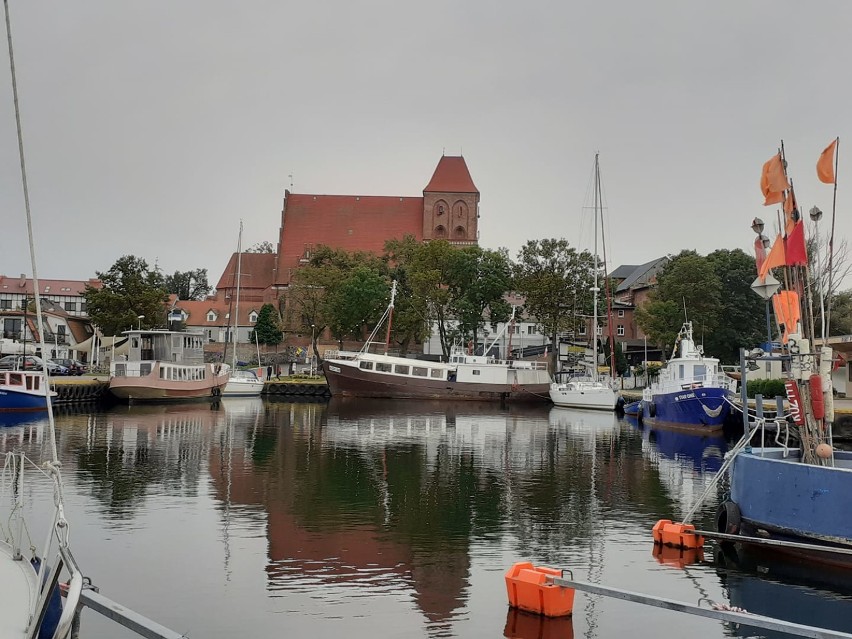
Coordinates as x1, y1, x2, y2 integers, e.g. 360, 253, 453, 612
592, 154, 600, 383
232, 220, 243, 369
598, 156, 616, 380
383, 280, 397, 355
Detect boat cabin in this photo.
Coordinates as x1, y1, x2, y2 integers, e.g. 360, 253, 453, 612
123, 330, 206, 365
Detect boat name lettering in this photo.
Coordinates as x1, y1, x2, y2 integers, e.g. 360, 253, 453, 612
328, 365, 341, 373
675, 392, 696, 401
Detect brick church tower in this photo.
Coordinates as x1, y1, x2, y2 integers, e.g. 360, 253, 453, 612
422, 156, 479, 246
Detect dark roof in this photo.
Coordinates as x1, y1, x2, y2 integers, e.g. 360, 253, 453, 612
423, 156, 479, 193
615, 257, 669, 293
609, 264, 638, 280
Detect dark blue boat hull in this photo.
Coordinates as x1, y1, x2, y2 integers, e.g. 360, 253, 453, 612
730, 448, 852, 550
0, 388, 49, 412
642, 387, 732, 429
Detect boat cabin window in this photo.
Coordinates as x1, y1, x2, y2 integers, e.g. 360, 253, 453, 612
26, 375, 39, 390
679, 364, 685, 379
159, 366, 166, 379
472, 369, 481, 376
359, 361, 374, 371
116, 364, 126, 377
394, 365, 410, 375
9, 373, 23, 386
140, 363, 152, 377
430, 369, 444, 379
694, 364, 706, 379
412, 366, 428, 377
376, 362, 392, 373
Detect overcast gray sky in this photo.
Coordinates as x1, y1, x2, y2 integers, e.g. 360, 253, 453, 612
2, 1, 849, 287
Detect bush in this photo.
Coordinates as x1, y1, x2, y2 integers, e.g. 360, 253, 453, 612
746, 378, 786, 399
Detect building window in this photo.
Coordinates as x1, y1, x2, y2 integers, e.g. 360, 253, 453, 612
249, 312, 258, 323
617, 309, 625, 318
596, 326, 602, 336
80, 302, 87, 313
0, 299, 11, 310
617, 325, 625, 336
527, 325, 535, 335
207, 311, 216, 322
578, 324, 586, 335
65, 301, 77, 312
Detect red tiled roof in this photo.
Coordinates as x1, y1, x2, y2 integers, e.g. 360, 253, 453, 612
216, 252, 277, 293
175, 299, 263, 327
423, 156, 478, 193
0, 275, 102, 295
275, 194, 424, 285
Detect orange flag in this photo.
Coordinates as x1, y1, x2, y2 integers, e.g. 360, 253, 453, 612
758, 234, 786, 280
782, 189, 799, 233
773, 290, 801, 344
761, 153, 788, 205
817, 139, 837, 184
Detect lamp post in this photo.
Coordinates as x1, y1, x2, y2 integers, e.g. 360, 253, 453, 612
750, 218, 776, 348
137, 315, 145, 330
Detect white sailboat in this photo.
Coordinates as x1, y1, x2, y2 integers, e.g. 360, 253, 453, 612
222, 221, 264, 397
549, 154, 619, 411
1, 2, 83, 633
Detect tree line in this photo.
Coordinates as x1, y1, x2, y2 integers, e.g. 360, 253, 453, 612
82, 238, 849, 365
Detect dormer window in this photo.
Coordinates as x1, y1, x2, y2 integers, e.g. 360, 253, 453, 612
249, 311, 258, 323
207, 311, 217, 322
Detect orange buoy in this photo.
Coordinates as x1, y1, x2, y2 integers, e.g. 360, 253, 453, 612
652, 544, 704, 568
652, 519, 704, 549
505, 562, 575, 617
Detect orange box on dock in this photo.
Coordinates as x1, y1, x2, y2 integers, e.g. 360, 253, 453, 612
504, 562, 575, 617
652, 519, 704, 549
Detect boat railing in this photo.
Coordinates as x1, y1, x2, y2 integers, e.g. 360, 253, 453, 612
656, 370, 738, 393
2, 452, 83, 639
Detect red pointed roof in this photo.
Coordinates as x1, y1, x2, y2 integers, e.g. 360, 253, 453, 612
216, 252, 277, 297
423, 156, 478, 193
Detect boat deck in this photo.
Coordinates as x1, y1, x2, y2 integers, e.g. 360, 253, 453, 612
0, 541, 37, 637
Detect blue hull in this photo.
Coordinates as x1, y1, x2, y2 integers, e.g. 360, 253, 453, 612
0, 388, 49, 412
642, 387, 732, 429
730, 448, 852, 548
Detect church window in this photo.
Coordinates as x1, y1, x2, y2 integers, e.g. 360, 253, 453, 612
454, 226, 465, 238
435, 225, 446, 238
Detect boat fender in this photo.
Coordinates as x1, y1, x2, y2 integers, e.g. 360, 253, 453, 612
809, 374, 825, 420
647, 402, 656, 418
715, 501, 741, 536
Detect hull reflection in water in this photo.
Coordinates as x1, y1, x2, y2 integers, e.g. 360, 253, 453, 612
716, 547, 852, 639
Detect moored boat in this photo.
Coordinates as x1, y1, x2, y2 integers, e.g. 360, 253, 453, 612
640, 321, 736, 429
323, 282, 551, 403
0, 370, 57, 412
109, 329, 229, 402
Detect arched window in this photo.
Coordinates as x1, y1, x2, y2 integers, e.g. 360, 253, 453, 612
435, 225, 446, 238
454, 200, 468, 218
454, 225, 466, 238
433, 200, 449, 217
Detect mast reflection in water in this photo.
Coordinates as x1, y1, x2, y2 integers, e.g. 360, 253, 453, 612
1, 399, 850, 638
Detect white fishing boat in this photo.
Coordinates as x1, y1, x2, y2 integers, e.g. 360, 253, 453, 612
549, 154, 618, 411
222, 221, 264, 397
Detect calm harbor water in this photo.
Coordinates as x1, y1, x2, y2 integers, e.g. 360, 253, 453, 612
2, 398, 851, 638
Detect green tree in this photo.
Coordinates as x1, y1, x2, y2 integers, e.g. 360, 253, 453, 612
83, 255, 168, 335
164, 268, 212, 301
636, 251, 721, 355
406, 240, 458, 358
827, 290, 852, 336
513, 238, 597, 365
704, 248, 766, 362
383, 236, 431, 355
246, 241, 275, 253
326, 267, 389, 346
249, 303, 282, 345
447, 246, 513, 352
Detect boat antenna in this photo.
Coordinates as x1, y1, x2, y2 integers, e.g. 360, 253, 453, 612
682, 297, 688, 323
5, 0, 59, 464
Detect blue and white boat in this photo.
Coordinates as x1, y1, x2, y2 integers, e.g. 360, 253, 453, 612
0, 370, 56, 413
640, 321, 737, 429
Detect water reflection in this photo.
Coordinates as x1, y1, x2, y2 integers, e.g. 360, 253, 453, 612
5, 399, 850, 638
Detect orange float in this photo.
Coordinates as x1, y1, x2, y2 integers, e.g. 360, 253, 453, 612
652, 519, 704, 549
504, 562, 575, 617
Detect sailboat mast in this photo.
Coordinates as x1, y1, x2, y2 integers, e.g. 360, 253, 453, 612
592, 154, 600, 383
383, 280, 397, 356
233, 221, 243, 369
597, 156, 616, 380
